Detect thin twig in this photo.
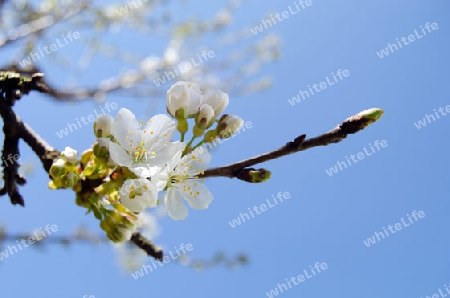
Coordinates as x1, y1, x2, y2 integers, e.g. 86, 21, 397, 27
201, 110, 382, 179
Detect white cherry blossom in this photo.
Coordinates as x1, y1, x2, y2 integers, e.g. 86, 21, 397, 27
166, 81, 202, 118
202, 90, 229, 116
119, 178, 158, 212
109, 108, 184, 178
160, 146, 213, 220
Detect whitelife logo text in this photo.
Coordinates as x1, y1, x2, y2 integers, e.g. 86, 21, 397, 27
363, 210, 425, 247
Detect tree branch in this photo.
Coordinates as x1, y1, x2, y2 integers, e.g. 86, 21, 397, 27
201, 109, 384, 180
0, 72, 59, 205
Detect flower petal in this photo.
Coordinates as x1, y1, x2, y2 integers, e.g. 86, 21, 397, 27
96, 137, 111, 147
62, 147, 78, 163
129, 163, 155, 178
109, 142, 133, 168
179, 181, 213, 210
110, 108, 140, 145
142, 114, 176, 147
150, 141, 186, 167
202, 90, 229, 116
151, 168, 169, 191
181, 147, 211, 174
164, 188, 188, 220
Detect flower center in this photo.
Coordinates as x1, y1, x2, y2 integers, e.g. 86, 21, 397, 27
128, 183, 149, 200
131, 141, 148, 163
170, 174, 188, 185
125, 128, 158, 164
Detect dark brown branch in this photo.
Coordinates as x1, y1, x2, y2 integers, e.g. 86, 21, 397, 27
0, 73, 59, 167
2, 64, 147, 102
130, 233, 163, 261
201, 109, 383, 179
0, 72, 59, 205
0, 126, 24, 205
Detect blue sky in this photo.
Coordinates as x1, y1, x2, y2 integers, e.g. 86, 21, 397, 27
0, 0, 449, 297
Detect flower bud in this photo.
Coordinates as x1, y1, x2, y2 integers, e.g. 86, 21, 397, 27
94, 138, 110, 158
166, 81, 202, 118
203, 130, 218, 143
236, 168, 271, 183
50, 158, 66, 178
94, 114, 114, 137
61, 147, 78, 164
195, 104, 215, 130
202, 90, 229, 116
217, 114, 244, 138
341, 108, 385, 134
64, 172, 79, 188
357, 108, 384, 128
358, 108, 384, 121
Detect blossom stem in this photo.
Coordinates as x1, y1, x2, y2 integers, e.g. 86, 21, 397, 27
191, 141, 205, 151
182, 136, 196, 156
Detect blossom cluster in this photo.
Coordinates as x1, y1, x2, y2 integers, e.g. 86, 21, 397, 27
48, 81, 244, 242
